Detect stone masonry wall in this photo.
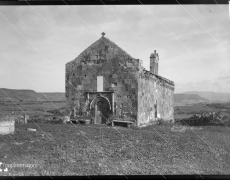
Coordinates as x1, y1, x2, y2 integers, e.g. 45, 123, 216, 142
138, 70, 174, 126
156, 81, 174, 121
65, 37, 140, 121
65, 35, 175, 126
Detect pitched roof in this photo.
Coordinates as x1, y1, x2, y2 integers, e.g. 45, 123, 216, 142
142, 69, 174, 86
74, 35, 134, 62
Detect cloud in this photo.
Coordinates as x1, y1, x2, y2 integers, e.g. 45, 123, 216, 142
218, 75, 230, 81
0, 5, 229, 93
176, 76, 230, 93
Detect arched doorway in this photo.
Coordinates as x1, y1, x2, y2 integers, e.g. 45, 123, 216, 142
90, 95, 111, 124
95, 101, 108, 124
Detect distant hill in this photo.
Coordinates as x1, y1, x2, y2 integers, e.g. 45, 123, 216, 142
174, 94, 209, 105
1, 88, 229, 104
37, 93, 65, 101
0, 88, 65, 102
0, 88, 38, 102
183, 91, 230, 102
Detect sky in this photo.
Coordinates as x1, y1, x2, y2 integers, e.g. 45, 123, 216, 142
0, 5, 229, 93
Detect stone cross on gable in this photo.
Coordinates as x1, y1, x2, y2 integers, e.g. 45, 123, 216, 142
101, 32, 105, 37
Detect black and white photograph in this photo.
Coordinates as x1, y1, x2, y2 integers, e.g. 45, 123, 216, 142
0, 2, 230, 177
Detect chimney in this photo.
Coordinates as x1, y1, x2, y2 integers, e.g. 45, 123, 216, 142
150, 50, 159, 75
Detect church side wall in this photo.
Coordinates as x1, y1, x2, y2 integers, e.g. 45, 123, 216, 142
138, 75, 156, 126
156, 83, 174, 122
138, 72, 174, 126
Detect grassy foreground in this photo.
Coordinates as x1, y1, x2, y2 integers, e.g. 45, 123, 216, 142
0, 123, 230, 176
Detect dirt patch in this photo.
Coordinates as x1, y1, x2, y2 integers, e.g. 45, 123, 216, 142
171, 125, 188, 132
171, 125, 203, 132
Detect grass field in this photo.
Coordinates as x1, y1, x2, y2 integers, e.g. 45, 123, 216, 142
0, 102, 230, 175
0, 123, 230, 176
0, 101, 66, 117
174, 103, 230, 120
1, 101, 230, 121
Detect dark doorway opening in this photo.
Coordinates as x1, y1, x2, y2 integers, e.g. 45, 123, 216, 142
95, 100, 108, 124
155, 100, 157, 118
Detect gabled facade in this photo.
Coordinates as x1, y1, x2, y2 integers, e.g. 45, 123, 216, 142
65, 33, 174, 126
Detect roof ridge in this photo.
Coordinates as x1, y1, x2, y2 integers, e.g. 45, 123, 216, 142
141, 69, 174, 86
74, 37, 103, 61
104, 37, 133, 59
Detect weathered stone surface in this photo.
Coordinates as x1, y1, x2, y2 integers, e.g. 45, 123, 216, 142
138, 73, 174, 126
0, 120, 15, 135
65, 34, 174, 127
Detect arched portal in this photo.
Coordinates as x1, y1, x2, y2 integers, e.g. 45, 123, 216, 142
90, 96, 111, 124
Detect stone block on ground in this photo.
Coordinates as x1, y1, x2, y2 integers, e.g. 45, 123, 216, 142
0, 120, 15, 135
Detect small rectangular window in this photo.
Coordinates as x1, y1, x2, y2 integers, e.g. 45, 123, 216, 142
97, 76, 103, 92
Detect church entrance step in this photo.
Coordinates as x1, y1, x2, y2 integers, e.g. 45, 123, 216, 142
112, 120, 133, 128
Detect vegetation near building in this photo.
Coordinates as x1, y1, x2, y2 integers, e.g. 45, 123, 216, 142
65, 33, 175, 126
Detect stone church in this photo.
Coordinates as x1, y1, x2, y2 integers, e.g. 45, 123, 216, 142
65, 33, 175, 126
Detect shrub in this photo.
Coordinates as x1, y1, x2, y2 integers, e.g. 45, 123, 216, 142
156, 118, 165, 125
